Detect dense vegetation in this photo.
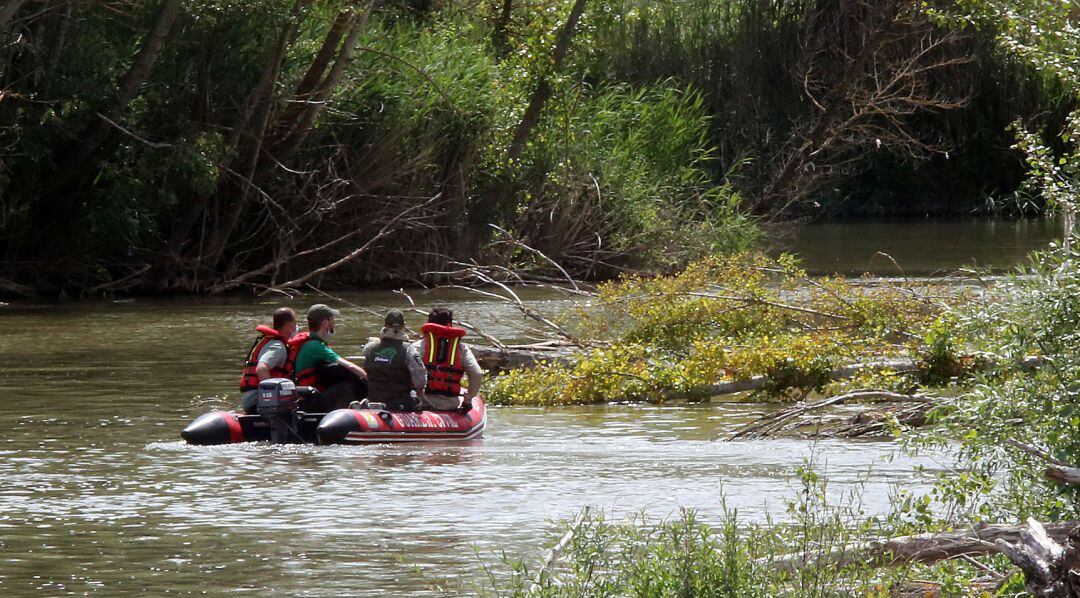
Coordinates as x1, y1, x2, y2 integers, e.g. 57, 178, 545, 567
0, 0, 1070, 296
478, 248, 1080, 597
476, 0, 1080, 593
486, 252, 957, 406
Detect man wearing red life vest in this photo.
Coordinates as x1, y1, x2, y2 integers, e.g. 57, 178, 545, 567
286, 303, 367, 411
238, 307, 297, 414
412, 306, 483, 412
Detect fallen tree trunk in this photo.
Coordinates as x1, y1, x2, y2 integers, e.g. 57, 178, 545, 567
995, 518, 1080, 597
822, 401, 931, 438
471, 342, 577, 371
1005, 438, 1080, 487
1046, 466, 1080, 486
763, 520, 1080, 574
664, 358, 922, 403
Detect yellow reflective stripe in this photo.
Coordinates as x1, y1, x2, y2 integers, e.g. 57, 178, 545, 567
448, 337, 460, 367
426, 332, 436, 363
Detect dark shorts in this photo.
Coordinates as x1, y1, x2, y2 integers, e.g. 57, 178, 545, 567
306, 364, 368, 412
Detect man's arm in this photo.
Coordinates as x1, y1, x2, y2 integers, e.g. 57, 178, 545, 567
336, 357, 367, 380
405, 344, 428, 395
255, 341, 287, 381
461, 345, 483, 400
316, 342, 366, 380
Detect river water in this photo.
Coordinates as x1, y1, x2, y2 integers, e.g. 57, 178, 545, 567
0, 220, 1057, 595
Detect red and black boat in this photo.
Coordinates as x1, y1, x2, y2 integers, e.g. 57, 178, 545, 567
180, 378, 486, 445
315, 400, 486, 444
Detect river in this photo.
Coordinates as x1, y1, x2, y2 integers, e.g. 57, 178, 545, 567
0, 219, 1057, 595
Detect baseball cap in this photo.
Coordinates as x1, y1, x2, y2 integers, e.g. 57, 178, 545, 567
307, 303, 340, 324
384, 308, 405, 327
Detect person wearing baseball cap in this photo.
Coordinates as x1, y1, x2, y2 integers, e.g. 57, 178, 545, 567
287, 303, 367, 410
360, 309, 426, 411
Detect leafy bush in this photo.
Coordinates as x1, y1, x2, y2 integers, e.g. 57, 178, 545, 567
916, 249, 1080, 522
487, 253, 952, 406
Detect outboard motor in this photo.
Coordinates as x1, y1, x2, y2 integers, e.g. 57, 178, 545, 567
257, 378, 299, 443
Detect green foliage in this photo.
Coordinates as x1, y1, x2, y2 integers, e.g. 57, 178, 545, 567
0, 0, 760, 292
0, 0, 1066, 293
1012, 112, 1080, 249
938, 0, 1080, 243
913, 250, 1080, 523
579, 0, 1056, 217
487, 253, 951, 406
476, 460, 966, 597
489, 79, 756, 275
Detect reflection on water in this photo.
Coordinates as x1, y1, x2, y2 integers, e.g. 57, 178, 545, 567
782, 218, 1059, 275
1, 218, 1045, 595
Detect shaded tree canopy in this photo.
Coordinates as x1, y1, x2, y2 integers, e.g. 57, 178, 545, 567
0, 0, 1067, 296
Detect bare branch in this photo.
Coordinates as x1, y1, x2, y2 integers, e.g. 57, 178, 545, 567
265, 193, 441, 293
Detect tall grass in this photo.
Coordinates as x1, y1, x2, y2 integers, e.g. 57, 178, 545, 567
505, 82, 756, 276
472, 461, 966, 597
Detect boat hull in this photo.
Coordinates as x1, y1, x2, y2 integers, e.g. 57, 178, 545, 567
317, 398, 486, 444
180, 398, 486, 445
180, 410, 323, 445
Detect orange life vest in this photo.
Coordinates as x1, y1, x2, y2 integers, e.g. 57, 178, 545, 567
420, 323, 467, 396
239, 325, 289, 392
285, 332, 325, 389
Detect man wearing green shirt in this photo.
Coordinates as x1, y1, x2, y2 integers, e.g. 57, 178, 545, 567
292, 304, 367, 411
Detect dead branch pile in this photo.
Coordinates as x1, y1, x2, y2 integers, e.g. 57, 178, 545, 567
763, 520, 1080, 574
726, 390, 933, 440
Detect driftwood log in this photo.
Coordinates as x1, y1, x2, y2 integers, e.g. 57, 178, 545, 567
1046, 466, 1080, 486
726, 390, 932, 440
823, 401, 931, 438
995, 519, 1080, 597
763, 521, 1080, 574
529, 506, 591, 592
1006, 438, 1080, 488
470, 342, 577, 372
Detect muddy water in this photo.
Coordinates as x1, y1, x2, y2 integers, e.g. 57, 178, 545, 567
0, 219, 1053, 596
782, 218, 1059, 275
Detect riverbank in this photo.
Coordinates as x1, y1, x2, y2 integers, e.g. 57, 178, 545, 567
2, 1, 1067, 297
0, 217, 1059, 301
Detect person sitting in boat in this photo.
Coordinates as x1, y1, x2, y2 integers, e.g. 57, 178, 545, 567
413, 306, 483, 412
286, 303, 367, 411
238, 307, 297, 414
360, 309, 427, 411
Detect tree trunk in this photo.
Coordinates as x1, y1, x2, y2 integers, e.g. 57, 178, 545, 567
995, 519, 1080, 597
491, 0, 513, 54
198, 1, 304, 273
505, 0, 587, 162
40, 1, 73, 97
50, 0, 185, 188
269, 8, 350, 141
467, 0, 587, 255
149, 1, 304, 290
763, 520, 1080, 574
0, 0, 28, 28
267, 0, 378, 164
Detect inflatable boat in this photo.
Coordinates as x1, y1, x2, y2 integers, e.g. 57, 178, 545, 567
180, 378, 486, 445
